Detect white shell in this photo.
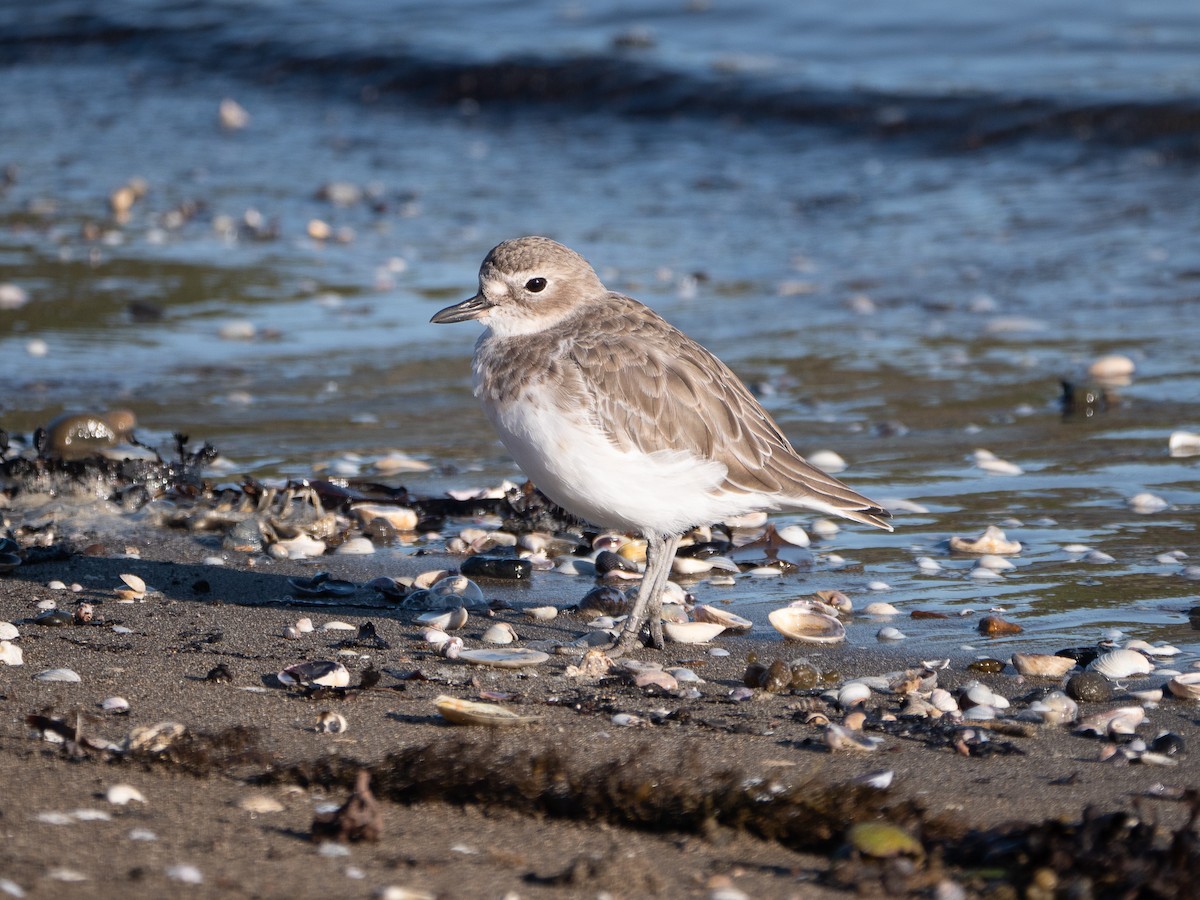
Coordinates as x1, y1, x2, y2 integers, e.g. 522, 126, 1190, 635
1027, 691, 1078, 726
1076, 705, 1145, 736
294, 617, 314, 633
838, 682, 872, 707
34, 667, 80, 683
777, 524, 810, 547
863, 602, 900, 616
322, 620, 357, 631
1089, 648, 1154, 679
1167, 672, 1200, 700
100, 696, 130, 712
1088, 353, 1135, 382
120, 573, 147, 593
823, 723, 882, 752
417, 607, 468, 630
457, 648, 549, 668
692, 604, 753, 633
808, 449, 847, 473
949, 526, 1021, 555
876, 626, 906, 641
0, 621, 18, 640
334, 536, 376, 555
315, 711, 348, 734
1168, 430, 1200, 458
929, 689, 959, 713
662, 621, 725, 644
481, 622, 518, 644
769, 607, 845, 643
523, 606, 559, 621
106, 784, 146, 806
0, 640, 23, 666
349, 503, 418, 531
1011, 653, 1075, 678
435, 695, 541, 726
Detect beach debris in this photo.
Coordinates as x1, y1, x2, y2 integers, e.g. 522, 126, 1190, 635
401, 574, 489, 612
663, 621, 724, 644
312, 770, 382, 843
1024, 691, 1078, 726
481, 622, 518, 644
978, 615, 1022, 636
1077, 706, 1145, 737
847, 822, 924, 859
0, 641, 23, 666
565, 649, 613, 679
277, 660, 350, 689
315, 711, 349, 734
33, 668, 80, 683
1011, 653, 1076, 678
693, 604, 752, 633
1066, 672, 1113, 703
1089, 649, 1154, 679
768, 606, 845, 643
1168, 430, 1200, 457
105, 784, 146, 806
973, 449, 1024, 476
950, 526, 1021, 555
124, 722, 186, 754
457, 648, 549, 668
1127, 492, 1168, 514
823, 723, 882, 752
435, 695, 541, 727
1167, 673, 1200, 701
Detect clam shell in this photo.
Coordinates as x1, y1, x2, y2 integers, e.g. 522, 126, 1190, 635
120, 573, 147, 594
1089, 648, 1154, 679
693, 604, 753, 633
33, 667, 80, 683
523, 606, 559, 621
769, 607, 846, 644
662, 621, 725, 644
457, 648, 549, 669
1167, 672, 1200, 700
1076, 705, 1146, 736
949, 525, 1021, 555
1011, 653, 1076, 678
435, 695, 541, 726
277, 660, 350, 688
481, 622, 518, 644
0, 640, 23, 666
349, 503, 418, 531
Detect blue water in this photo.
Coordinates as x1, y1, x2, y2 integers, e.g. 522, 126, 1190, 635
1, 0, 1198, 655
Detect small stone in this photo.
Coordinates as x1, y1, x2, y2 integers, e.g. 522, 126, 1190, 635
978, 615, 1022, 636
1066, 671, 1113, 703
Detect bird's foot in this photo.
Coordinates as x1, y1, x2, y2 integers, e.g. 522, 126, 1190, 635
605, 617, 648, 658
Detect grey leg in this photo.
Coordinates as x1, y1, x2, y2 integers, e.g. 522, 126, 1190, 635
646, 533, 681, 649
611, 533, 666, 656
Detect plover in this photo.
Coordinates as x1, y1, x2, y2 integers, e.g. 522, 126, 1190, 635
432, 236, 893, 654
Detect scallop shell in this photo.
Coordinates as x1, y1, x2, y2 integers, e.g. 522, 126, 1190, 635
662, 621, 725, 644
769, 607, 846, 644
1011, 653, 1076, 678
693, 604, 753, 633
1089, 648, 1154, 679
434, 695, 541, 727
1167, 673, 1200, 700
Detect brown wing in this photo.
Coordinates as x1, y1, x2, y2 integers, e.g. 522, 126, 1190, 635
561, 295, 892, 530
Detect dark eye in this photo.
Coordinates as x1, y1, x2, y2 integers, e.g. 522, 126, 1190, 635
525, 277, 547, 293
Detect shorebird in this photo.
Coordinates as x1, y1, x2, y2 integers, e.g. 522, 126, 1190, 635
432, 236, 892, 654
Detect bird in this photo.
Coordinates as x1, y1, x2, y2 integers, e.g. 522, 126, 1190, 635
432, 236, 893, 654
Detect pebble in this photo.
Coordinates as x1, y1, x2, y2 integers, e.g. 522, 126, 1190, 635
1066, 671, 1113, 703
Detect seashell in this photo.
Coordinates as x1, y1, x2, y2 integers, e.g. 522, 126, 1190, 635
1027, 691, 1078, 726
457, 648, 549, 668
106, 784, 146, 806
788, 598, 842, 618
854, 769, 895, 790
294, 617, 314, 634
481, 622, 518, 644
1125, 640, 1179, 657
315, 711, 348, 734
416, 607, 469, 631
929, 689, 958, 713
659, 603, 689, 624
34, 667, 80, 683
1090, 648, 1154, 679
811, 518, 839, 538
724, 511, 768, 529
0, 640, 23, 666
863, 602, 900, 616
277, 660, 350, 689
808, 449, 847, 473
1076, 705, 1145, 736
120, 573, 147, 594
777, 524, 810, 547
1011, 653, 1076, 678
523, 605, 559, 621
239, 794, 285, 814
334, 536, 375, 555
401, 574, 488, 612
1168, 430, 1200, 458
281, 625, 304, 640
0, 621, 19, 640
813, 590, 853, 614
823, 723, 882, 752
435, 695, 541, 727
876, 627, 906, 641
1127, 492, 1168, 514
272, 534, 327, 559
962, 705, 996, 721
663, 621, 725, 644
666, 667, 703, 684
950, 526, 1021, 555
1088, 353, 1135, 383
867, 580, 891, 591
349, 503, 418, 531
769, 607, 845, 644
100, 696, 130, 713
838, 682, 872, 708
438, 636, 464, 658
288, 574, 357, 597
322, 620, 357, 631
693, 604, 752, 633
611, 712, 646, 727
413, 569, 448, 590
915, 557, 941, 572
577, 586, 630, 618
634, 670, 678, 691
421, 627, 450, 644
1167, 673, 1200, 700
976, 554, 1015, 572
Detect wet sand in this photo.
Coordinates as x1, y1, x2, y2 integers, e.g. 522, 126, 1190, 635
2, 524, 1198, 899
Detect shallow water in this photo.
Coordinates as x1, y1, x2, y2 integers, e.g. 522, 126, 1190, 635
1, 1, 1198, 658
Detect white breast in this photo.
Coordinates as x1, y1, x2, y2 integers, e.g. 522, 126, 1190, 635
478, 380, 768, 535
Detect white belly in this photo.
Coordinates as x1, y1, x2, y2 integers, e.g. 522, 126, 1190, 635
481, 385, 767, 535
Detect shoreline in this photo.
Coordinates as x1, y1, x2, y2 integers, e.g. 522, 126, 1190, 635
1, 519, 1198, 898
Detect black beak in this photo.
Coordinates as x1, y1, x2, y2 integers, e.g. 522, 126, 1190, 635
431, 293, 492, 324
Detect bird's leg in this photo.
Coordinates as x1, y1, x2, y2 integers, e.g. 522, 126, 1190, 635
610, 532, 681, 655
645, 533, 681, 649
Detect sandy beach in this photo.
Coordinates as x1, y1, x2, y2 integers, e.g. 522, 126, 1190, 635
1, 507, 1198, 899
